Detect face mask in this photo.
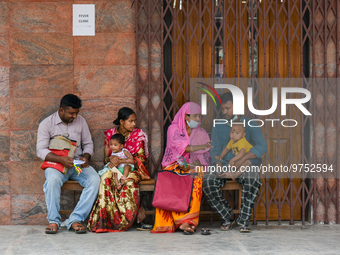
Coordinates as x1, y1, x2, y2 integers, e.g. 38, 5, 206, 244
186, 119, 199, 129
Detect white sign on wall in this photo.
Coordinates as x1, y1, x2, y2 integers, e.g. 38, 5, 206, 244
73, 4, 95, 36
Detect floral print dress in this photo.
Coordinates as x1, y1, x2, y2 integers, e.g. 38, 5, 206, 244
87, 128, 148, 232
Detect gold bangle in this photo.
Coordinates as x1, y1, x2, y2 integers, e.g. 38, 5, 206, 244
105, 157, 110, 163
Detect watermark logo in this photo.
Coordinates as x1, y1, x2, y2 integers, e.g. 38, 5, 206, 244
195, 79, 312, 128
196, 82, 222, 115
200, 84, 311, 116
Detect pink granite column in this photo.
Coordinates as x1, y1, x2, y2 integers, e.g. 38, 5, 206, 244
0, 1, 11, 224
0, 0, 138, 225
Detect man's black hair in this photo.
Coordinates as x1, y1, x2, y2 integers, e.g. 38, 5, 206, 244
60, 94, 82, 109
110, 133, 125, 145
220, 92, 233, 104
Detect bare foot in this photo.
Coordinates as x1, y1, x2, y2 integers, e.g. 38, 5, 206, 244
179, 222, 195, 233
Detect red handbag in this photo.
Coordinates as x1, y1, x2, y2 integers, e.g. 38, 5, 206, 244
40, 136, 77, 174
152, 170, 194, 212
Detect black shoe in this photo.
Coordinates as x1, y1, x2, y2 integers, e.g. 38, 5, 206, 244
136, 222, 153, 231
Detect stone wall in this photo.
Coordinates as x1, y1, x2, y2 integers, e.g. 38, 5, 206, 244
0, 0, 138, 224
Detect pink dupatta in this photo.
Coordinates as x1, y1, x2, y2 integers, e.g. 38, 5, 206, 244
161, 102, 211, 168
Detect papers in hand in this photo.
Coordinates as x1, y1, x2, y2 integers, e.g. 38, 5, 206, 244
73, 159, 85, 165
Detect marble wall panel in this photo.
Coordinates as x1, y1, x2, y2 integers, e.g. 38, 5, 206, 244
0, 195, 11, 224
0, 162, 10, 195
60, 191, 78, 215
68, 0, 135, 32
0, 163, 10, 224
10, 0, 72, 2
91, 129, 105, 163
0, 98, 9, 130
151, 41, 161, 80
11, 194, 47, 225
10, 130, 38, 162
10, 2, 71, 33
339, 180, 340, 222
95, 0, 135, 33
10, 65, 73, 98
0, 35, 9, 66
0, 66, 9, 97
74, 65, 136, 99
10, 97, 59, 130
10, 33, 73, 65
137, 41, 148, 82
0, 2, 9, 33
80, 97, 136, 130
74, 33, 135, 66
10, 162, 45, 194
0, 130, 10, 161
90, 160, 105, 172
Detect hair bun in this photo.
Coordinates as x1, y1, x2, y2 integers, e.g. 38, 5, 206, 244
113, 118, 120, 125
113, 107, 135, 126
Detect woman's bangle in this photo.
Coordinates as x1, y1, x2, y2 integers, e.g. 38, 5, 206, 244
105, 157, 110, 163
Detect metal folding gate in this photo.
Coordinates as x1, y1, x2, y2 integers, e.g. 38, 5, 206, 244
135, 0, 339, 224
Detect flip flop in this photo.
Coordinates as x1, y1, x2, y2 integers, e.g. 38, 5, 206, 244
183, 230, 194, 235
70, 222, 87, 234
136, 222, 153, 231
239, 226, 251, 233
221, 220, 237, 231
180, 224, 195, 235
201, 228, 211, 235
45, 223, 58, 234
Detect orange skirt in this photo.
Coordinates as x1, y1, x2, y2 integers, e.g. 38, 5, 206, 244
151, 166, 203, 233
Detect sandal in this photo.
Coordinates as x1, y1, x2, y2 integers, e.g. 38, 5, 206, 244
180, 223, 195, 235
136, 222, 153, 231
183, 230, 194, 235
220, 220, 236, 231
71, 222, 87, 234
45, 223, 58, 234
201, 228, 211, 235
239, 226, 251, 233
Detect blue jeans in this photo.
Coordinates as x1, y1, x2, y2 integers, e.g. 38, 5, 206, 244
43, 166, 100, 230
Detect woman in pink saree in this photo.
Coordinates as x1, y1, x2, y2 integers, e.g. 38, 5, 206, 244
151, 102, 211, 234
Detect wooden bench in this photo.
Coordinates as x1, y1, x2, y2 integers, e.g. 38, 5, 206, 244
60, 179, 242, 215
61, 180, 156, 191
60, 180, 158, 215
